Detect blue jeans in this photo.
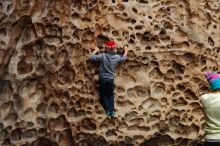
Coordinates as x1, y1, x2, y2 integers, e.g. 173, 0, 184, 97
204, 141, 220, 146
99, 78, 114, 113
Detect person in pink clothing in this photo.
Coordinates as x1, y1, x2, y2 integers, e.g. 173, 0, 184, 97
201, 71, 220, 146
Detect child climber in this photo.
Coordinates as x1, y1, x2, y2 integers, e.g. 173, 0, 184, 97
89, 40, 128, 118
201, 71, 220, 146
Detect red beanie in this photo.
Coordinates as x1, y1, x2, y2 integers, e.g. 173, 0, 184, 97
104, 41, 116, 49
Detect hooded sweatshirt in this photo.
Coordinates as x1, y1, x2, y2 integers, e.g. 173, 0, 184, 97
201, 93, 220, 140
89, 52, 127, 79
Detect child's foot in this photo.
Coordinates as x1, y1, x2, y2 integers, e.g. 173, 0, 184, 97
106, 111, 110, 116
109, 111, 115, 118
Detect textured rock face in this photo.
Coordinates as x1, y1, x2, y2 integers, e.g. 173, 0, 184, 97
0, 0, 220, 145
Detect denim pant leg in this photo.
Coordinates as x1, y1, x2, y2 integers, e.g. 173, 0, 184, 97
106, 79, 114, 112
99, 79, 109, 113
204, 141, 220, 146
99, 78, 114, 113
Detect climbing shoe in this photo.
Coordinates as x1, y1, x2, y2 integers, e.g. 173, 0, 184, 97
106, 111, 110, 116
109, 111, 115, 118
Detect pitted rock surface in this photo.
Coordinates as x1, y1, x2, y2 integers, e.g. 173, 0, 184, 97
0, 0, 219, 145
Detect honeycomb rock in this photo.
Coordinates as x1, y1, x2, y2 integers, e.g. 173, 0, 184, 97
0, 0, 219, 145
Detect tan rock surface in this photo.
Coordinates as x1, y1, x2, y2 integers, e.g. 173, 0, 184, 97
0, 0, 219, 145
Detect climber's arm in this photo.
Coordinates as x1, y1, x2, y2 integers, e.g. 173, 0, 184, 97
89, 47, 102, 61
123, 45, 128, 56
119, 45, 128, 62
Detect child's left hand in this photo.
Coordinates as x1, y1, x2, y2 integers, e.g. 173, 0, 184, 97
94, 47, 99, 53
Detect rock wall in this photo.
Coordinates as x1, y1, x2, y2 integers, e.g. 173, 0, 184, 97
0, 0, 220, 145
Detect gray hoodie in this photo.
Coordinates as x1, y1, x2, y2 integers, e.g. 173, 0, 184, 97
89, 53, 127, 79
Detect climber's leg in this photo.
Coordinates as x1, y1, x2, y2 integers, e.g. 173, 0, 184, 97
99, 78, 109, 113
105, 79, 114, 117
204, 141, 220, 146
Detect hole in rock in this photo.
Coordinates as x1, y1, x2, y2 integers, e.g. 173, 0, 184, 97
78, 110, 85, 116
135, 33, 141, 40
32, 137, 53, 146
119, 5, 125, 11
182, 52, 195, 63
131, 19, 136, 24
48, 115, 68, 131
135, 25, 143, 30
130, 34, 135, 39
83, 29, 94, 40
22, 45, 34, 57
96, 35, 109, 48
129, 39, 135, 44
163, 77, 174, 83
159, 29, 166, 37
163, 21, 173, 30
112, 31, 119, 36
137, 0, 148, 4
36, 117, 46, 127
17, 60, 33, 74
172, 96, 187, 107
132, 8, 138, 13
0, 129, 9, 143
0, 81, 13, 103
151, 82, 165, 98
121, 12, 127, 17
36, 103, 46, 114
11, 129, 21, 141
117, 100, 134, 107
58, 66, 76, 84
148, 115, 160, 124
67, 108, 77, 117
127, 88, 136, 98
118, 122, 128, 129
72, 33, 79, 41
124, 136, 133, 143
36, 64, 45, 76
44, 36, 62, 45
208, 36, 214, 46
116, 86, 125, 93
80, 118, 96, 130
172, 61, 184, 74
38, 128, 47, 136
101, 118, 115, 128
149, 68, 163, 79
142, 98, 161, 110
136, 86, 150, 97
45, 25, 60, 36
48, 103, 60, 114
176, 84, 185, 91
184, 89, 197, 100
27, 122, 34, 127
23, 129, 37, 139
0, 28, 6, 37
4, 113, 17, 125
145, 46, 151, 50
125, 111, 138, 121
154, 25, 160, 31
190, 102, 201, 109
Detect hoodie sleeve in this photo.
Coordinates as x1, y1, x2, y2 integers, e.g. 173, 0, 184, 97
119, 55, 127, 63
89, 53, 103, 62
200, 94, 209, 108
